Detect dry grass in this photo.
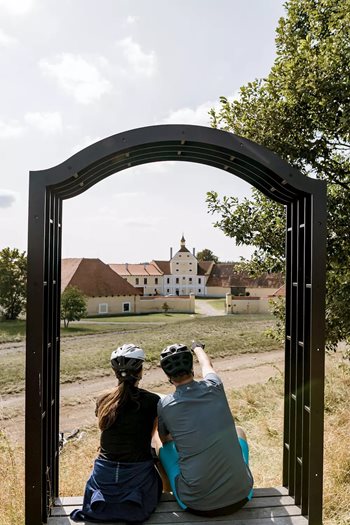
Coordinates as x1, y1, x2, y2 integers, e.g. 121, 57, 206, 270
227, 354, 350, 524
1, 354, 349, 524
0, 429, 24, 525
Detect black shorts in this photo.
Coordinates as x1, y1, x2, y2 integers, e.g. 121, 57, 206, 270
186, 497, 249, 517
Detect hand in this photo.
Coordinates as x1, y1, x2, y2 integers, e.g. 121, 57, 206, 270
191, 341, 205, 352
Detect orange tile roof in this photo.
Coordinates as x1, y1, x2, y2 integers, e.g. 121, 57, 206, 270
151, 260, 171, 274
206, 263, 284, 288
198, 261, 215, 276
109, 263, 163, 276
109, 263, 130, 276
61, 258, 142, 296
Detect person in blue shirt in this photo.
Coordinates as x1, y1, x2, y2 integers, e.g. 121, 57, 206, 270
156, 341, 254, 516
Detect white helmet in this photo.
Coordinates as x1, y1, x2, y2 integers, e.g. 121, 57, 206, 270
110, 343, 145, 376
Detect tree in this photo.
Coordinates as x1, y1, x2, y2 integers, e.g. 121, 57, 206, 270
196, 249, 219, 263
0, 247, 27, 320
162, 302, 170, 315
60, 286, 87, 328
208, 0, 350, 350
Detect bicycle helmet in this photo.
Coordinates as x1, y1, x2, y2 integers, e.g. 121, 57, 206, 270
111, 343, 145, 377
160, 343, 193, 377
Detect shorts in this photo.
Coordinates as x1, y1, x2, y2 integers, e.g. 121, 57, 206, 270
159, 437, 253, 510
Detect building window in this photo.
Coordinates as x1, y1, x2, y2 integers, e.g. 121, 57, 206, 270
189, 269, 192, 272
189, 262, 192, 264
144, 278, 148, 284
155, 278, 158, 284
198, 278, 201, 284
176, 278, 179, 284
176, 262, 179, 264
135, 277, 139, 285
167, 289, 170, 293
167, 278, 170, 284
198, 289, 201, 293
123, 302, 130, 312
187, 255, 190, 257
176, 269, 179, 272
189, 277, 192, 282
98, 303, 108, 314
183, 276, 185, 279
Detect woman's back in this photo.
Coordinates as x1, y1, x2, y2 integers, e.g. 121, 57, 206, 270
98, 387, 160, 462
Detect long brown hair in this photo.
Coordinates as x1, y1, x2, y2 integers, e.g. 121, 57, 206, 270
96, 369, 142, 431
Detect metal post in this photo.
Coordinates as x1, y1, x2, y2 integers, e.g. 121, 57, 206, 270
308, 189, 327, 525
25, 177, 47, 525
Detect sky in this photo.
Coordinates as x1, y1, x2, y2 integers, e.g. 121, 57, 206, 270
0, 0, 286, 264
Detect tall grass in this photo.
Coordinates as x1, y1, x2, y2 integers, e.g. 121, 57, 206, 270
228, 354, 350, 524
2, 350, 348, 523
0, 429, 24, 525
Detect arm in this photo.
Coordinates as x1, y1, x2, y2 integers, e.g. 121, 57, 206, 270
191, 342, 216, 378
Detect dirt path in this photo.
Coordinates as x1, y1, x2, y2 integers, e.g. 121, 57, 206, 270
195, 301, 225, 316
0, 349, 284, 443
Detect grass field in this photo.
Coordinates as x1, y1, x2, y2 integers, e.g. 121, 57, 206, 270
0, 314, 278, 395
0, 313, 195, 344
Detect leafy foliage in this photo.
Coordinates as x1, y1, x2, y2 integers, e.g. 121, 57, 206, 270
60, 286, 87, 328
208, 0, 350, 349
161, 302, 170, 314
196, 248, 219, 263
0, 248, 27, 320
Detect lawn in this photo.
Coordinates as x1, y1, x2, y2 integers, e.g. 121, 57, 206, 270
0, 314, 192, 343
0, 314, 280, 395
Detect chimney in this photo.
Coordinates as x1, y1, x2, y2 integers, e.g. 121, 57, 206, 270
125, 263, 128, 271
193, 248, 196, 257
170, 247, 173, 259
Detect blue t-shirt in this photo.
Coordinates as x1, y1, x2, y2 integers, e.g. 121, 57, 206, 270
157, 373, 253, 510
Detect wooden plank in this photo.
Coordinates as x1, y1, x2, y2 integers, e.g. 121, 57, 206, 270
146, 507, 302, 523
48, 516, 308, 525
51, 504, 302, 521
53, 487, 289, 507
51, 496, 295, 517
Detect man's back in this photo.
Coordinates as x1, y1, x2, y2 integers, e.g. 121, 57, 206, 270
157, 372, 253, 510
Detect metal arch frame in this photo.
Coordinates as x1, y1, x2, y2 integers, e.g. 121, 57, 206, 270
25, 124, 327, 524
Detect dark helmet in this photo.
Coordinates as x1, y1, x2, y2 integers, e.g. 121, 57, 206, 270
111, 343, 145, 378
160, 343, 193, 377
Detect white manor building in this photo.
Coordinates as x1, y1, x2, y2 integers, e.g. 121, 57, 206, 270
109, 236, 213, 297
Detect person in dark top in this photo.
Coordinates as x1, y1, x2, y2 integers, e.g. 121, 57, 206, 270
70, 343, 162, 523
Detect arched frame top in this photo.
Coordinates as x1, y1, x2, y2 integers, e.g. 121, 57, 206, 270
26, 124, 327, 525
30, 124, 325, 203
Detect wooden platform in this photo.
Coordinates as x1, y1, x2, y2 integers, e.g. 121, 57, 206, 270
49, 487, 308, 524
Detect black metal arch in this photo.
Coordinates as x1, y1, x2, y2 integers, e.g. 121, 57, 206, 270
26, 125, 327, 524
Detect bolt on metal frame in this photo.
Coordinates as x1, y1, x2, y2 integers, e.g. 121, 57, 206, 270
25, 124, 327, 524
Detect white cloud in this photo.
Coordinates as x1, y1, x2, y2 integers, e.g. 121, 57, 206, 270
161, 95, 240, 127
126, 15, 139, 25
111, 192, 140, 200
162, 100, 218, 127
0, 28, 17, 46
117, 37, 156, 77
121, 218, 158, 229
39, 53, 112, 104
24, 111, 63, 134
0, 119, 24, 138
0, 0, 35, 15
0, 189, 19, 208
